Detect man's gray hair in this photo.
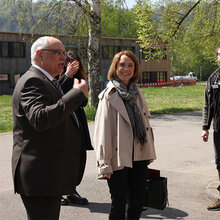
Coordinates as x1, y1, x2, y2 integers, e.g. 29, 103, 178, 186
31, 36, 50, 64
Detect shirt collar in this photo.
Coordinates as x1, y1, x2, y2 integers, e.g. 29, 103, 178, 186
33, 64, 54, 81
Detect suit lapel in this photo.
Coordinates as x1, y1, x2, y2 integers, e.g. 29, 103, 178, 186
30, 66, 62, 97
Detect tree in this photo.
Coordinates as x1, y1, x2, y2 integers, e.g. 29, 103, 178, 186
10, 0, 101, 107
101, 0, 138, 38
134, 0, 220, 80
72, 0, 102, 107
0, 0, 19, 32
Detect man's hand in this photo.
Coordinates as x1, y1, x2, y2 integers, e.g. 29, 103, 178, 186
98, 173, 112, 180
201, 130, 209, 142
73, 78, 88, 98
65, 60, 79, 78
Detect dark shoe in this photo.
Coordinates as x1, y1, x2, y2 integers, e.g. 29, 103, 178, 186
67, 191, 88, 205
61, 196, 69, 206
142, 206, 148, 211
207, 200, 220, 211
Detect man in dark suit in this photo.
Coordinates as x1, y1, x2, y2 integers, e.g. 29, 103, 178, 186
12, 36, 88, 219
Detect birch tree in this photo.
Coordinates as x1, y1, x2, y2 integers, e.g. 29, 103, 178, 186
71, 0, 101, 107
11, 0, 102, 107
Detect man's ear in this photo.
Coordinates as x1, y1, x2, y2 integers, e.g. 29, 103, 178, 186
36, 50, 42, 58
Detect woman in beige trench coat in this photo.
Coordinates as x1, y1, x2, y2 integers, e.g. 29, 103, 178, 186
94, 50, 156, 220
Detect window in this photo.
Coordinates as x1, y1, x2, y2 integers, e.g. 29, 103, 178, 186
113, 46, 119, 54
118, 46, 135, 53
109, 46, 114, 59
79, 47, 87, 59
102, 45, 135, 59
102, 46, 114, 59
141, 71, 167, 83
102, 46, 109, 59
1, 42, 9, 57
0, 41, 25, 58
142, 72, 151, 83
157, 71, 167, 82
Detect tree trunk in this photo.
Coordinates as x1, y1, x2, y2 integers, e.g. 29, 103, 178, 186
88, 0, 101, 107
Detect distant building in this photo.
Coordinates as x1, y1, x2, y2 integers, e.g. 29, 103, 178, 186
0, 32, 170, 94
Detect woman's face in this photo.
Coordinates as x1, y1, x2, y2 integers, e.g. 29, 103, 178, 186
116, 55, 135, 87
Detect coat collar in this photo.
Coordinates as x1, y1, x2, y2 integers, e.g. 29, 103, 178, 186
106, 81, 131, 125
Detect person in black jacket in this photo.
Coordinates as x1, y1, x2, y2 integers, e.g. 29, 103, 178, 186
202, 46, 220, 211
58, 51, 93, 206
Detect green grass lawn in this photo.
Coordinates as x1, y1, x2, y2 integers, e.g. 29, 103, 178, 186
142, 82, 205, 115
0, 82, 205, 133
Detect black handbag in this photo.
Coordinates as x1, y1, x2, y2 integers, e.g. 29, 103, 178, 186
143, 168, 168, 210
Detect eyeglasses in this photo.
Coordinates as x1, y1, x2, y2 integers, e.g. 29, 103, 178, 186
41, 49, 67, 56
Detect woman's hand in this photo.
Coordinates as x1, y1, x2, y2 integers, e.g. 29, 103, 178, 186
65, 60, 79, 78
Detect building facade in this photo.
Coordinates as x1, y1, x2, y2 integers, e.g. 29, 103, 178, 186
0, 32, 170, 94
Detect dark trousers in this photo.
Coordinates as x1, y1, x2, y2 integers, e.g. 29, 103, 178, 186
71, 148, 87, 193
107, 161, 148, 220
21, 195, 61, 220
214, 132, 220, 180
76, 148, 87, 186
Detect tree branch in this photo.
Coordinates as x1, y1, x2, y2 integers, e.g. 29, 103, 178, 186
68, 0, 91, 16
171, 0, 201, 38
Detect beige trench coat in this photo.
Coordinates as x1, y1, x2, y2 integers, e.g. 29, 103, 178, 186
94, 81, 156, 175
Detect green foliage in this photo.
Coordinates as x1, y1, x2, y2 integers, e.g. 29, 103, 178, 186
1, 0, 138, 38
101, 0, 138, 38
12, 0, 90, 36
172, 0, 220, 79
134, 0, 169, 60
134, 0, 220, 80
84, 105, 97, 121
0, 0, 19, 32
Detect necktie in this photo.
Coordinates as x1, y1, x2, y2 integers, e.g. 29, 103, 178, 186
52, 79, 64, 95
51, 79, 80, 127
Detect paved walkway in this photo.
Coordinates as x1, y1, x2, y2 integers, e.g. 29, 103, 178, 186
0, 111, 220, 219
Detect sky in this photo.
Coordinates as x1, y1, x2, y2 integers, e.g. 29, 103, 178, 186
125, 0, 157, 8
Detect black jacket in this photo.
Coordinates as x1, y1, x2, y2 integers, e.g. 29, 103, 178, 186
202, 67, 220, 132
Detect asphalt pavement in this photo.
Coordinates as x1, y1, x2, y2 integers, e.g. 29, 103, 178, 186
0, 111, 220, 220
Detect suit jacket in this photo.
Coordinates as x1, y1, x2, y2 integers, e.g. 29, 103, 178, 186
59, 74, 93, 150
12, 66, 87, 197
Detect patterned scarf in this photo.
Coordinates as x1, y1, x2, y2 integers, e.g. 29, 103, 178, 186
112, 78, 147, 148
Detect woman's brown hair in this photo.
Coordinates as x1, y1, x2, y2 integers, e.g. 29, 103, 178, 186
61, 51, 87, 80
107, 50, 140, 83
